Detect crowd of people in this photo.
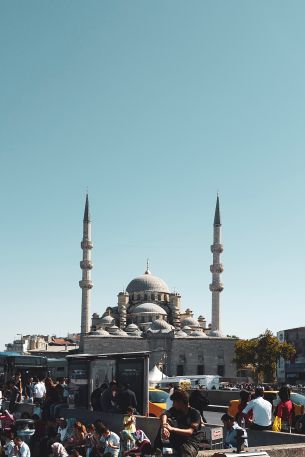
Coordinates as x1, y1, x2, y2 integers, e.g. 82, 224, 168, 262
0, 371, 297, 457
0, 413, 153, 457
90, 382, 137, 414
228, 384, 294, 432
0, 373, 152, 457
1, 374, 69, 418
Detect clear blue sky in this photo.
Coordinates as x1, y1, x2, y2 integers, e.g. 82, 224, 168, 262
1, 1, 305, 350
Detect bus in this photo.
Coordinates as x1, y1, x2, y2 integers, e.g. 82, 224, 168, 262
0, 352, 68, 386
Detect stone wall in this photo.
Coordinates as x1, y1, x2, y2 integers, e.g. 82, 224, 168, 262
83, 335, 236, 377
170, 337, 236, 377
82, 336, 148, 354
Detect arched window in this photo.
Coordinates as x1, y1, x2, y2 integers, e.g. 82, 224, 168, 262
151, 293, 155, 300
144, 293, 148, 300
158, 294, 161, 301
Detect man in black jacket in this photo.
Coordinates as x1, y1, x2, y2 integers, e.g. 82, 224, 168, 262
160, 390, 203, 457
118, 383, 137, 414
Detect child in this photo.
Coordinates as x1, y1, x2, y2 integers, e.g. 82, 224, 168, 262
121, 407, 136, 450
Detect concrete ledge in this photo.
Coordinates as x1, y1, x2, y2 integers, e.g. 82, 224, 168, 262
248, 429, 305, 447
199, 443, 305, 457
206, 405, 227, 413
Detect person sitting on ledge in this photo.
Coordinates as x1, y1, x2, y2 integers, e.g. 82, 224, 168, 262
242, 386, 272, 430
221, 413, 248, 452
160, 389, 202, 457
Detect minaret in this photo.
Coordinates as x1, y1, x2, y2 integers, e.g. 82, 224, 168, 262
79, 194, 93, 349
209, 195, 224, 333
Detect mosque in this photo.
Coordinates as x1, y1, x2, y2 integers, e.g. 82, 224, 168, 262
79, 195, 237, 377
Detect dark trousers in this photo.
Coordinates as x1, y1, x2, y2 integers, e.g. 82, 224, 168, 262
251, 423, 271, 431
173, 442, 199, 457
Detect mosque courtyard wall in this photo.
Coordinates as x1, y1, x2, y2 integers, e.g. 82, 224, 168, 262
83, 335, 236, 376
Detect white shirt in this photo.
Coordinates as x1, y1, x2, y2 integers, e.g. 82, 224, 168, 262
4, 440, 14, 457
243, 396, 272, 427
15, 441, 31, 457
100, 432, 120, 457
33, 382, 46, 399
58, 426, 68, 442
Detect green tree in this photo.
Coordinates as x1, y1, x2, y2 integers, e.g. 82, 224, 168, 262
234, 329, 296, 383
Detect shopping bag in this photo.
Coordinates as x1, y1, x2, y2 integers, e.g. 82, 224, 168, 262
272, 416, 282, 432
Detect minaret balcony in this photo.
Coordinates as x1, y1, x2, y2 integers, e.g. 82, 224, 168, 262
80, 260, 93, 270
209, 282, 224, 292
81, 240, 93, 249
210, 263, 224, 273
210, 243, 223, 253
79, 279, 93, 289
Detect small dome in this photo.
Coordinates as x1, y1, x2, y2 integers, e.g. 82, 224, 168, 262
209, 330, 225, 337
101, 315, 115, 324
91, 329, 110, 336
107, 325, 119, 332
147, 318, 173, 333
190, 330, 208, 338
181, 317, 200, 328
126, 270, 169, 294
182, 325, 192, 335
126, 323, 139, 330
115, 329, 129, 336
133, 303, 166, 315
175, 329, 188, 338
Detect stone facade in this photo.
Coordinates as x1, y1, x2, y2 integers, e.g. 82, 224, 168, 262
82, 334, 236, 377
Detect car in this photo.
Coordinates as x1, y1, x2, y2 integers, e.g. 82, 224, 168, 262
290, 393, 305, 433
149, 388, 169, 417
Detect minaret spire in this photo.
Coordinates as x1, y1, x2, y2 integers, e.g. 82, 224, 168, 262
209, 195, 224, 335
79, 194, 93, 350
83, 193, 91, 222
214, 193, 221, 226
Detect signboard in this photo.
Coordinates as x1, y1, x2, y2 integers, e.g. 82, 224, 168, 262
68, 361, 89, 407
91, 359, 116, 389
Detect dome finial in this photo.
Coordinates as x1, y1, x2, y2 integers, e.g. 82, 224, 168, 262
145, 258, 151, 275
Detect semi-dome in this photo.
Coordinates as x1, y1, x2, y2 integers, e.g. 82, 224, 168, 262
101, 315, 115, 324
181, 317, 200, 328
126, 270, 169, 294
133, 303, 166, 315
147, 318, 173, 333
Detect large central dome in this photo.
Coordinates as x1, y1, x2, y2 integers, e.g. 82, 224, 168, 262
126, 270, 169, 294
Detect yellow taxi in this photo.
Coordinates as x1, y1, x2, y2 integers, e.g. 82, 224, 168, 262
149, 388, 170, 417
